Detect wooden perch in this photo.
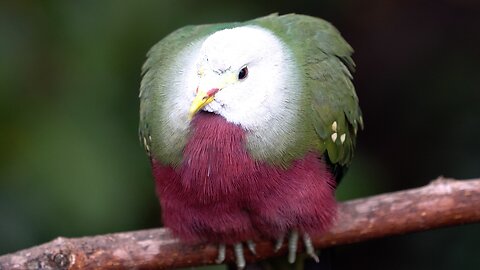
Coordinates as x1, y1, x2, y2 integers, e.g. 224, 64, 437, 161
1, 177, 479, 270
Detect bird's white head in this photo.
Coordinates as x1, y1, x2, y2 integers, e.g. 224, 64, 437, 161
188, 26, 300, 130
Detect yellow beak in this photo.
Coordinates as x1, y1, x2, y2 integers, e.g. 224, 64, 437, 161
188, 88, 219, 119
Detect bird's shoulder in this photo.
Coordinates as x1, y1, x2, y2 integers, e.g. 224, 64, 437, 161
254, 14, 363, 169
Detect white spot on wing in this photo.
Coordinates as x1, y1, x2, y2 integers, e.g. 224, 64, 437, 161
331, 132, 338, 142
332, 121, 337, 132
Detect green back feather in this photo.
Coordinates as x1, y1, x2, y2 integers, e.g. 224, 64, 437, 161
250, 14, 363, 167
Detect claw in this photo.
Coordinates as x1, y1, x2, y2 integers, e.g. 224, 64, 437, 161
247, 240, 256, 255
215, 241, 255, 268
280, 230, 320, 264
288, 230, 299, 263
274, 234, 285, 252
302, 233, 319, 262
234, 242, 246, 269
215, 243, 226, 264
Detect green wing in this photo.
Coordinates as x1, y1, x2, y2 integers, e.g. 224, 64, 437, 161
253, 14, 363, 168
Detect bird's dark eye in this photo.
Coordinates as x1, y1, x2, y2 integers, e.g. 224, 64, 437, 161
238, 66, 248, 80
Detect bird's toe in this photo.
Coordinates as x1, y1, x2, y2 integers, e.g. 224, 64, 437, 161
274, 234, 285, 252
277, 230, 319, 264
246, 240, 256, 255
233, 242, 246, 269
215, 243, 226, 264
302, 233, 319, 263
288, 230, 299, 263
215, 240, 258, 269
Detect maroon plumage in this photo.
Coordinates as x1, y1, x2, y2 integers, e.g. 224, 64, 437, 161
153, 112, 336, 244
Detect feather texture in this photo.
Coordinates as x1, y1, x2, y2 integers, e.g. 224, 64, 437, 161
140, 13, 363, 247
153, 112, 336, 244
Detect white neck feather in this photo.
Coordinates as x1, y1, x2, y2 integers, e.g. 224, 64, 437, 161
164, 26, 302, 160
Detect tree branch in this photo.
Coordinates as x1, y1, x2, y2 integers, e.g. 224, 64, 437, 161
1, 177, 479, 270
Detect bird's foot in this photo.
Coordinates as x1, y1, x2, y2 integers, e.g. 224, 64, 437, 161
215, 240, 256, 269
274, 230, 319, 263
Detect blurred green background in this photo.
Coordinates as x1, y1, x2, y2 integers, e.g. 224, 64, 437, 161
1, 0, 479, 269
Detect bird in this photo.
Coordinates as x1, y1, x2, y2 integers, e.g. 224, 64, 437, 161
139, 13, 362, 269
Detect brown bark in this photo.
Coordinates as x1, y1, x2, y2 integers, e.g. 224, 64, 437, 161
1, 177, 479, 270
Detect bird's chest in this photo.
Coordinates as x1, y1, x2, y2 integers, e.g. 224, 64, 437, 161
153, 112, 333, 207
177, 113, 260, 200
